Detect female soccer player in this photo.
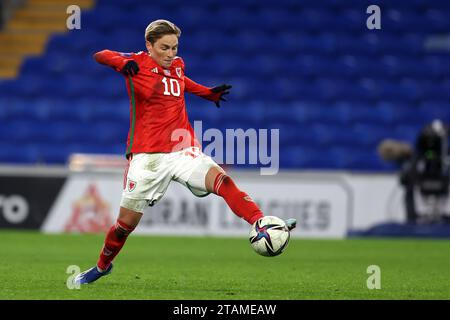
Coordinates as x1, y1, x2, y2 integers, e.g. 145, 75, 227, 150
74, 19, 296, 284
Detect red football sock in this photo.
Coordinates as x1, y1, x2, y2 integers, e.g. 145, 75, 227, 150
97, 220, 134, 271
214, 173, 264, 225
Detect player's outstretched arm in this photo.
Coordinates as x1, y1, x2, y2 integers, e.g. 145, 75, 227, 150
184, 76, 231, 108
93, 50, 139, 76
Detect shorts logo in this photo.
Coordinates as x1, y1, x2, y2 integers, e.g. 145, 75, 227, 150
175, 67, 182, 78
128, 180, 137, 192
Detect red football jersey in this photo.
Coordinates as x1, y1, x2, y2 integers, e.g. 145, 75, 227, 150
94, 50, 221, 156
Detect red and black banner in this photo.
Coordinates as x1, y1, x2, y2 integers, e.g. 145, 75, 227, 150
0, 175, 66, 229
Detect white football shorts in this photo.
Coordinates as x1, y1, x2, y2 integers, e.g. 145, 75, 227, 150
120, 147, 219, 213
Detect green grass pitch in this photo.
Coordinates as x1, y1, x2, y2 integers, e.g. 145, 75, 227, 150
1, 231, 450, 299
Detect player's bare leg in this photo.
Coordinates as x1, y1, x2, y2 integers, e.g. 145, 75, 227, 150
205, 165, 226, 192
74, 206, 142, 284
205, 166, 296, 230
116, 206, 143, 228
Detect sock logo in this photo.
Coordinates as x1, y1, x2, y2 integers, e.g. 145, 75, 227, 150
102, 246, 113, 256
243, 195, 253, 202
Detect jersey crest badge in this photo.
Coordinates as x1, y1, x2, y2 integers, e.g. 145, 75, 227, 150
175, 67, 182, 78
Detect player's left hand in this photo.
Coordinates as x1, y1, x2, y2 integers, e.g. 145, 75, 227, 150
121, 60, 140, 77
211, 84, 232, 108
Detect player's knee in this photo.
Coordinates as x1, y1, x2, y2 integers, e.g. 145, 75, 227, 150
120, 197, 148, 213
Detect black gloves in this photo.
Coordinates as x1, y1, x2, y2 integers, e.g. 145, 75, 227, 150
121, 60, 139, 77
211, 84, 232, 108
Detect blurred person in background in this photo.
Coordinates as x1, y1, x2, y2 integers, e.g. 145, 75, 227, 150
379, 119, 450, 224
0, 0, 26, 29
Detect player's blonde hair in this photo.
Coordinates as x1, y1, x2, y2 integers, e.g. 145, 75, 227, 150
144, 19, 181, 44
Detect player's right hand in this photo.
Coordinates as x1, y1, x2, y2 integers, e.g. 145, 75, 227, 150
121, 60, 140, 77
210, 84, 232, 108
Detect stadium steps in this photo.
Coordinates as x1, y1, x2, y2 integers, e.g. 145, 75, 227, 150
0, 0, 95, 79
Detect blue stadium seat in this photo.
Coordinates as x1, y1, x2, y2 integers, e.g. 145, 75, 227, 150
297, 9, 335, 32
36, 143, 72, 164
260, 122, 299, 147
426, 9, 450, 33
20, 56, 45, 77
210, 54, 240, 76
90, 121, 129, 145
2, 120, 53, 143
45, 122, 88, 144
280, 146, 322, 169
384, 10, 427, 32
419, 101, 450, 123
334, 9, 366, 32
423, 56, 450, 78
376, 101, 425, 126
329, 146, 382, 170
289, 101, 338, 124
6, 98, 44, 121
0, 143, 39, 164
292, 55, 329, 77
391, 124, 422, 144
89, 99, 129, 123
352, 124, 391, 147
334, 55, 386, 78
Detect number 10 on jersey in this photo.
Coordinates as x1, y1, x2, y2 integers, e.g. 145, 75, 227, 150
162, 77, 181, 97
